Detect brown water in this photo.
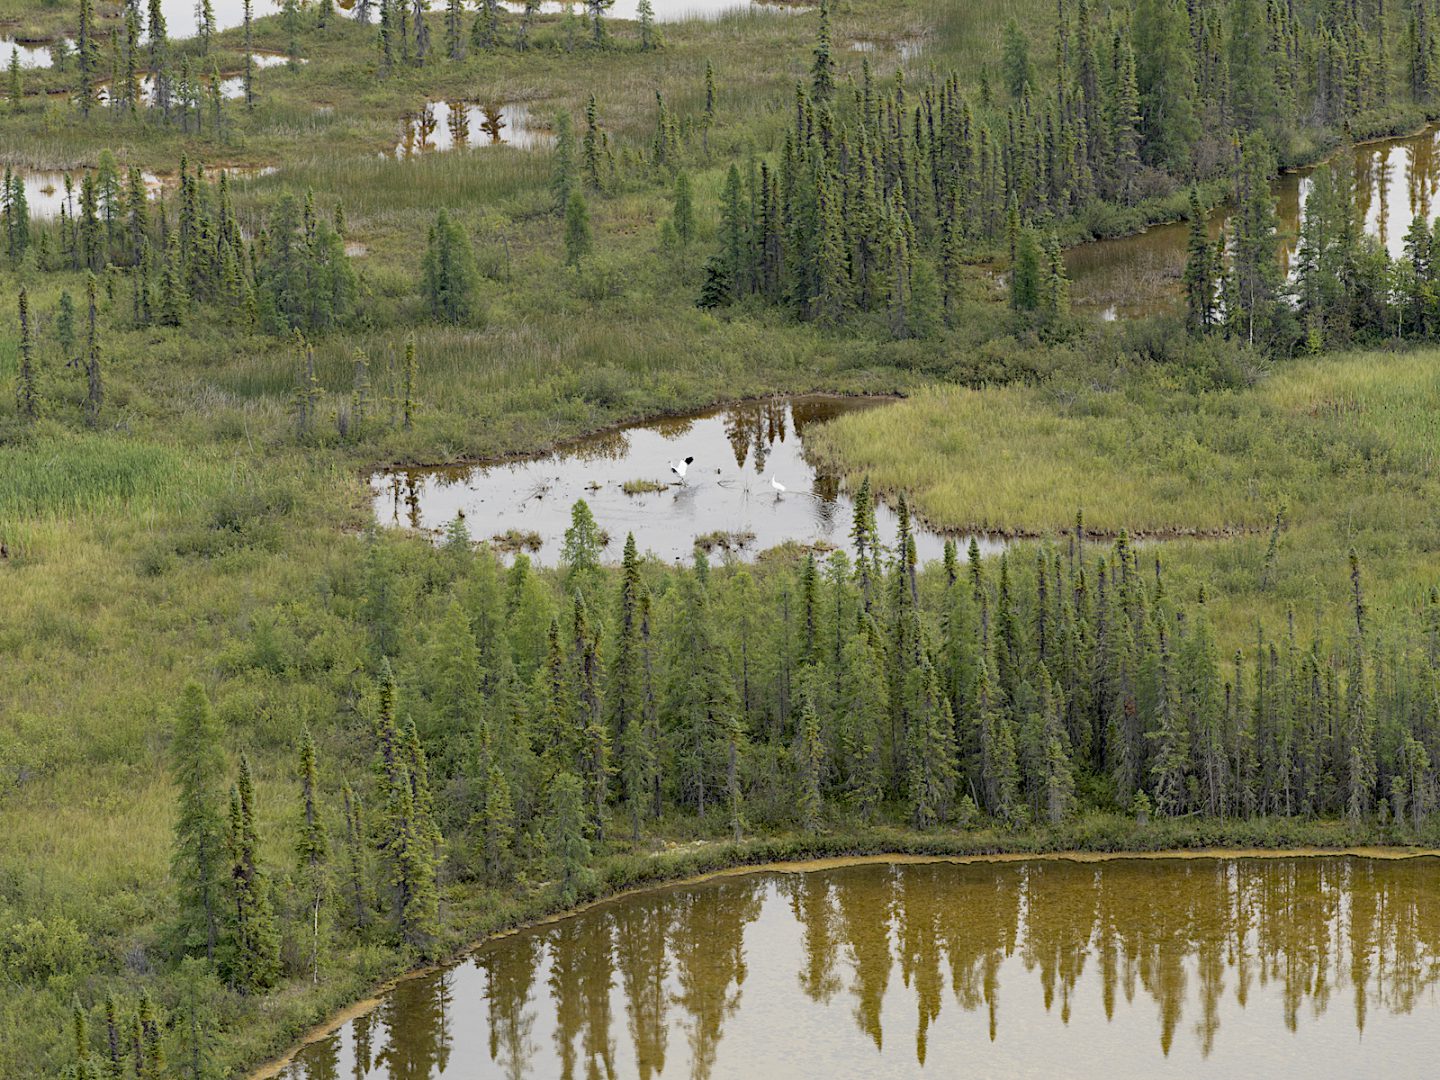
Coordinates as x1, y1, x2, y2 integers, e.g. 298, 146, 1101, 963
1068, 124, 1440, 318
395, 101, 554, 157
371, 396, 992, 564
274, 856, 1440, 1079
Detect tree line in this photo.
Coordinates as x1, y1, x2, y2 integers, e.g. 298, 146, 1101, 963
125, 488, 1440, 1051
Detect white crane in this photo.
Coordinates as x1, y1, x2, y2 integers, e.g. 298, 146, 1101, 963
670, 456, 694, 483
771, 475, 786, 498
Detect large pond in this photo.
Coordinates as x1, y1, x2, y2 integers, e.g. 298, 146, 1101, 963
271, 855, 1440, 1078
371, 396, 990, 564
1069, 123, 1440, 318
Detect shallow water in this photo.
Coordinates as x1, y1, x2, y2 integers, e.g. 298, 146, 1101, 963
371, 396, 990, 564
0, 36, 71, 68
6, 167, 165, 221
156, 0, 283, 38
395, 101, 553, 157
493, 0, 809, 22
1068, 123, 1440, 318
275, 856, 1440, 1079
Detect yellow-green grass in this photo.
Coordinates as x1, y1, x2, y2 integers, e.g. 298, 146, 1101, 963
812, 350, 1440, 638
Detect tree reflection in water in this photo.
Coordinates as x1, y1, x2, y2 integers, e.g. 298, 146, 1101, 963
280, 857, 1440, 1078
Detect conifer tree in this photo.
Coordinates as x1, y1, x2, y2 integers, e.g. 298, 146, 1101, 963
1133, 0, 1199, 171
672, 171, 695, 245
341, 783, 372, 929
446, 0, 465, 59
1010, 227, 1042, 313
226, 754, 282, 992
586, 0, 614, 46
15, 287, 38, 421
582, 95, 604, 191
243, 0, 255, 108
83, 272, 102, 427
638, 0, 657, 50
1001, 19, 1034, 98
1182, 186, 1216, 331
420, 209, 479, 323
473, 756, 515, 883
294, 728, 330, 984
77, 0, 99, 114
564, 190, 592, 267
794, 669, 827, 830
907, 649, 958, 828
547, 771, 594, 904
811, 0, 835, 101
1228, 132, 1283, 345
552, 111, 577, 211
7, 48, 20, 114
171, 683, 227, 962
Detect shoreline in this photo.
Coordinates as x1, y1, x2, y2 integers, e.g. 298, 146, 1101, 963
247, 840, 1440, 1079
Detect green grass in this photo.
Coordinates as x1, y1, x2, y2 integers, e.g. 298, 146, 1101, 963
1, 0, 1439, 1075
812, 348, 1440, 639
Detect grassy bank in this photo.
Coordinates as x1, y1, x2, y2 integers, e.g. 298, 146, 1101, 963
811, 346, 1440, 642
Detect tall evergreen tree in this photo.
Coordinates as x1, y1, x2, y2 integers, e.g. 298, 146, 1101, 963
170, 683, 227, 963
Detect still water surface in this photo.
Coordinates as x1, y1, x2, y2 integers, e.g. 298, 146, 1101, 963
276, 856, 1440, 1078
1069, 123, 1440, 318
371, 396, 988, 564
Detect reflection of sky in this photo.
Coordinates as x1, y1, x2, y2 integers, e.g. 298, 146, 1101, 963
372, 398, 1000, 565
492, 0, 809, 21
0, 37, 70, 67
396, 102, 554, 158
11, 169, 164, 221
1068, 126, 1440, 316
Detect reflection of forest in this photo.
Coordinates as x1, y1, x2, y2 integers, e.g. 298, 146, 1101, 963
285, 857, 1440, 1078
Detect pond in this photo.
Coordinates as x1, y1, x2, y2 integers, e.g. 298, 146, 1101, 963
155, 0, 282, 38
492, 0, 810, 22
396, 101, 553, 157
371, 396, 990, 565
1068, 123, 1440, 318
7, 167, 164, 220
0, 36, 71, 68
269, 855, 1440, 1078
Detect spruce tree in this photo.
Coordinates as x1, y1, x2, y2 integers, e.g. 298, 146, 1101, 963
225, 754, 282, 992
83, 272, 102, 427
811, 0, 835, 101
1001, 19, 1034, 98
15, 287, 39, 421
547, 771, 594, 904
295, 727, 330, 984
170, 682, 227, 962
586, 0, 615, 46
420, 209, 479, 322
672, 171, 695, 245
564, 190, 592, 267
7, 48, 20, 114
402, 335, 418, 430
1182, 185, 1215, 331
638, 0, 657, 50
1228, 132, 1282, 345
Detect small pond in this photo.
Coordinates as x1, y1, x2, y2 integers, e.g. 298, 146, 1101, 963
396, 101, 553, 157
371, 396, 992, 564
0, 36, 72, 68
492, 0, 810, 22
271, 855, 1440, 1078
